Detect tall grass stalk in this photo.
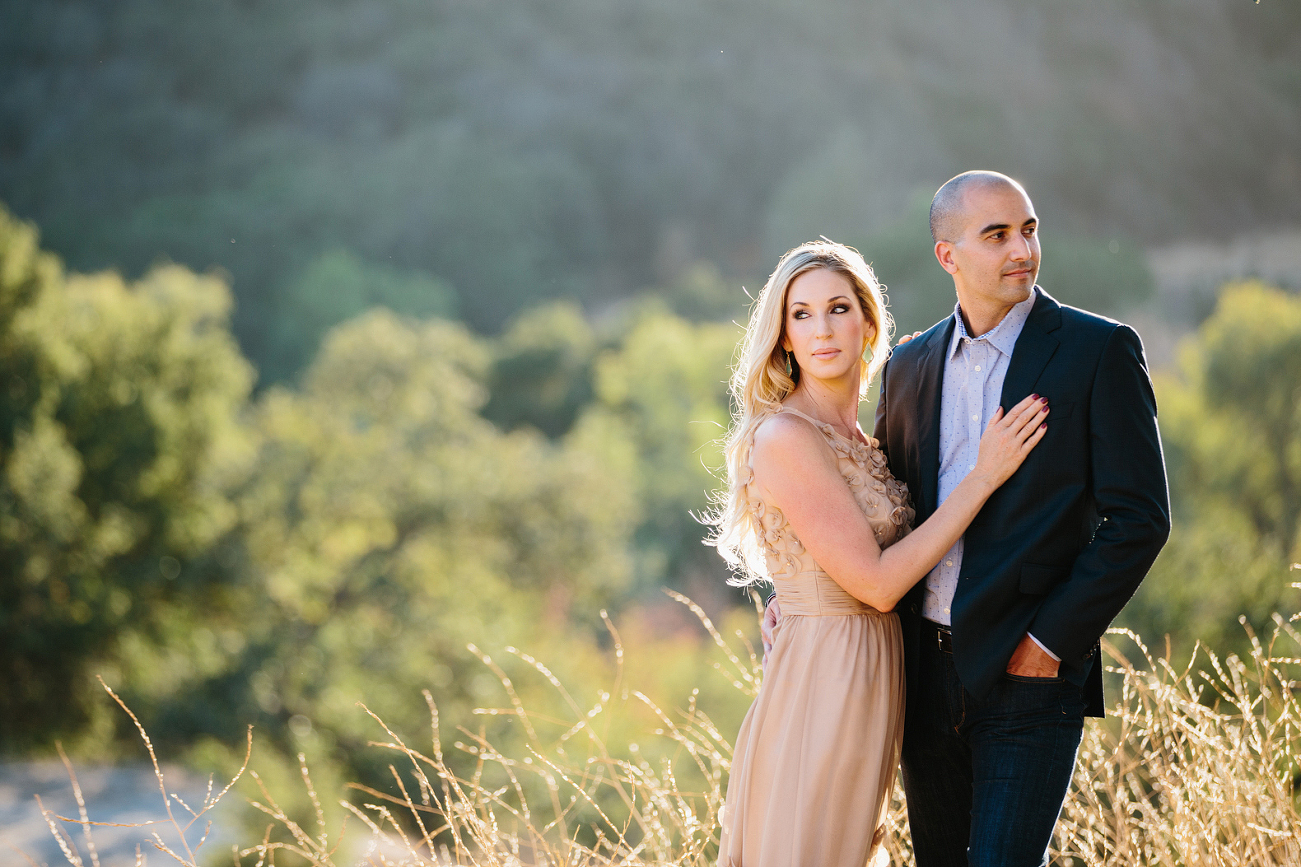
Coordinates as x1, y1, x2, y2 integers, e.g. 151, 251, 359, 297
39, 588, 1301, 866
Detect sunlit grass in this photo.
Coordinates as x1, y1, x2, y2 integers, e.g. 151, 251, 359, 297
37, 585, 1301, 866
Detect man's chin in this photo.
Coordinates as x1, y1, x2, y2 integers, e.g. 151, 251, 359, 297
1002, 276, 1036, 298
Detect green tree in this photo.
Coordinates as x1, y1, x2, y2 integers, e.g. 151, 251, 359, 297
1120, 282, 1301, 658
150, 310, 639, 797
0, 206, 254, 752
481, 302, 597, 438
580, 305, 740, 594
268, 248, 456, 382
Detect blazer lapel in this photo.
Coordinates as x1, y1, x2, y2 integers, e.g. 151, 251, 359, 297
915, 318, 954, 518
1000, 287, 1063, 409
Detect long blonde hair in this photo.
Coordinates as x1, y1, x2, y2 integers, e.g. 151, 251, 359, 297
708, 240, 892, 585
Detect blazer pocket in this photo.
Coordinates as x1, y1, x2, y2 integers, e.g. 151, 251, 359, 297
1020, 563, 1068, 595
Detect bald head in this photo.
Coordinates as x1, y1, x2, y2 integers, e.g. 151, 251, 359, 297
929, 171, 1029, 243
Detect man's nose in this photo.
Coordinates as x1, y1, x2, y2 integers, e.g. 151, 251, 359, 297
1009, 233, 1031, 261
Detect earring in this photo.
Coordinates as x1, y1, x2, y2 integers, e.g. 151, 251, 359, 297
785, 350, 793, 377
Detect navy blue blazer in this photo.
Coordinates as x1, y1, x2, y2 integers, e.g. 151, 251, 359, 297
872, 287, 1170, 717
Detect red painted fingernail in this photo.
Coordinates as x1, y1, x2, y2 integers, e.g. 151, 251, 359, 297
1040, 397, 1048, 404
1030, 394, 1039, 400
1040, 422, 1047, 429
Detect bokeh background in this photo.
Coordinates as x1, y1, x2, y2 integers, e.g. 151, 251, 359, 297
1, 0, 1299, 859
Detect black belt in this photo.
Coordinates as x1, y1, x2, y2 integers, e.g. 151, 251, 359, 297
923, 619, 953, 654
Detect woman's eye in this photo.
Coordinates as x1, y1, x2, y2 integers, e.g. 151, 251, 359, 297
832, 304, 849, 313
792, 310, 808, 319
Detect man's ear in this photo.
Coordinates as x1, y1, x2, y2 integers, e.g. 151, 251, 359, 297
935, 240, 959, 275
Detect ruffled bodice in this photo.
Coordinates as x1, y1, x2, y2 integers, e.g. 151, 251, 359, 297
746, 407, 914, 615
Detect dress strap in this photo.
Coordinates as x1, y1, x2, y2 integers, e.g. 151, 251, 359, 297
777, 406, 822, 425
777, 407, 866, 445
777, 406, 836, 432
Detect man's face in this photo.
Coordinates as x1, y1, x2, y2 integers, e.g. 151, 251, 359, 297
937, 182, 1040, 311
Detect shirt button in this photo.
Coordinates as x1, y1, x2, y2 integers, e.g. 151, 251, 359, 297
968, 464, 975, 471
974, 365, 981, 372
971, 414, 979, 422
945, 560, 953, 567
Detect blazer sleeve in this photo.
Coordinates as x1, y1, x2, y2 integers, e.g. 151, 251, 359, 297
1028, 324, 1171, 665
872, 357, 891, 459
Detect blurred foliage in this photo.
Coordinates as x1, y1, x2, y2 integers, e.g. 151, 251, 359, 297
0, 206, 746, 833
658, 262, 753, 325
1039, 235, 1154, 317
481, 302, 597, 439
581, 303, 740, 591
269, 248, 456, 382
1, 0, 1297, 377
0, 207, 254, 751
1120, 282, 1301, 661
147, 308, 642, 818
482, 271, 746, 595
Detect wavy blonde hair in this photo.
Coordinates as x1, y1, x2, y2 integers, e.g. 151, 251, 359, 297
708, 240, 892, 585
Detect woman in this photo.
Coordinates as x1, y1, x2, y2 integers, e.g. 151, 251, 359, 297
709, 240, 1047, 866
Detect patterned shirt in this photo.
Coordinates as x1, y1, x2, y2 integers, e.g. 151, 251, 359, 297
921, 293, 1035, 626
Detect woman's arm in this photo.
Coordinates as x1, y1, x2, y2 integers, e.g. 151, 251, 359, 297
752, 395, 1048, 611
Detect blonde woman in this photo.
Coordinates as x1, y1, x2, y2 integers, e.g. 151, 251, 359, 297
710, 240, 1048, 867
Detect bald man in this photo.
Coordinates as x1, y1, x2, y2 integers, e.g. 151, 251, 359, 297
872, 171, 1169, 865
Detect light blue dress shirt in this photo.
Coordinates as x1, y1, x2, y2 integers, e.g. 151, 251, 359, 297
921, 293, 1055, 660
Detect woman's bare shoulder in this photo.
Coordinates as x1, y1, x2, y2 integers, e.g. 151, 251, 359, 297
751, 413, 836, 479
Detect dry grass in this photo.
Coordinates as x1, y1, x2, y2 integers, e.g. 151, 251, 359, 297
36, 587, 1301, 866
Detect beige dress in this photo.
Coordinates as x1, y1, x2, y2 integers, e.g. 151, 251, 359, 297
718, 407, 915, 867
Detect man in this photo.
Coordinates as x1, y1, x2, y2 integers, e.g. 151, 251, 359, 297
764, 171, 1170, 865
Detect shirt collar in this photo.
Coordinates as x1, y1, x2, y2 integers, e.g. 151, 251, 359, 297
947, 289, 1037, 360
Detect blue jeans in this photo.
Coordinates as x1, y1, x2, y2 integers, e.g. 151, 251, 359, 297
901, 621, 1085, 867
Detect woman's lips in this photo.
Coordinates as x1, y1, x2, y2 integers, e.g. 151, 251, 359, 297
812, 348, 840, 358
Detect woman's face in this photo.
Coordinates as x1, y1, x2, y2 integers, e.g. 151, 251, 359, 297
781, 268, 873, 384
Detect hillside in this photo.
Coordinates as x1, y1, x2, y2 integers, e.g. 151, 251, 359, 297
2, 0, 1298, 377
